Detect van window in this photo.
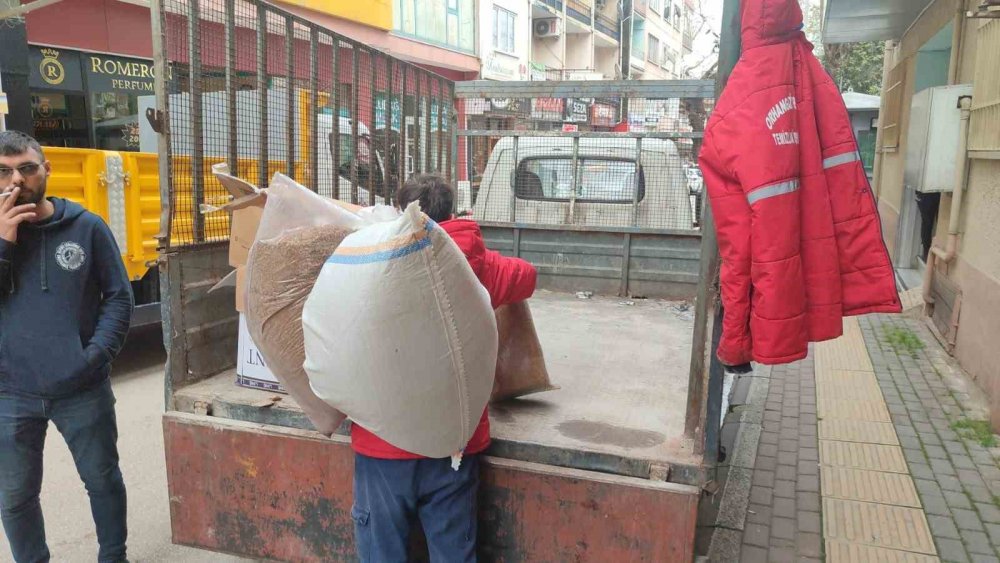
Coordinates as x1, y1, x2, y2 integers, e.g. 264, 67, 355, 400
515, 158, 645, 203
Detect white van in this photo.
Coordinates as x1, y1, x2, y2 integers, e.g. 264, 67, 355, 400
468, 136, 693, 230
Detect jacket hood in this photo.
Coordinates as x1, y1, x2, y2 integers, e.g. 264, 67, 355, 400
741, 0, 804, 49
439, 217, 480, 236
26, 197, 87, 230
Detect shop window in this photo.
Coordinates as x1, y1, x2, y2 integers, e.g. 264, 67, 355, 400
396, 0, 475, 54
91, 91, 141, 151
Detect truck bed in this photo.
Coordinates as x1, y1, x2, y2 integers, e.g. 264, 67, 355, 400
173, 290, 701, 482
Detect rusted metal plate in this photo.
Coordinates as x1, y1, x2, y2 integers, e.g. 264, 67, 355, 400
164, 412, 699, 562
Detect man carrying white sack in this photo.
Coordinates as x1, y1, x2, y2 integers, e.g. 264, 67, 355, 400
351, 174, 536, 562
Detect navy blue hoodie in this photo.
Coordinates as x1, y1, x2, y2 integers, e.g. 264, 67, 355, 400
0, 197, 133, 398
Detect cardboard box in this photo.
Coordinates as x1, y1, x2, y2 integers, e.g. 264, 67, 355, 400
236, 313, 285, 393
227, 195, 266, 268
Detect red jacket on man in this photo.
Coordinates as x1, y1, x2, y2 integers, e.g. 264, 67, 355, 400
698, 0, 900, 366
351, 218, 538, 459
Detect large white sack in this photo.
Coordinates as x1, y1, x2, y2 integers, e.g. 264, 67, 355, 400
302, 203, 499, 459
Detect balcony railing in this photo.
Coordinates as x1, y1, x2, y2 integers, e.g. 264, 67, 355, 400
540, 0, 564, 12
567, 0, 593, 25
595, 11, 620, 39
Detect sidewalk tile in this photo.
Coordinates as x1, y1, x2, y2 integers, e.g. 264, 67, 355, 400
819, 441, 909, 473
823, 498, 936, 554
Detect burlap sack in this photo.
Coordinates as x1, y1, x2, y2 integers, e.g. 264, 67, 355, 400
245, 224, 351, 436
491, 301, 556, 402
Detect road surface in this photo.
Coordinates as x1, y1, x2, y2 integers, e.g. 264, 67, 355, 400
0, 326, 254, 563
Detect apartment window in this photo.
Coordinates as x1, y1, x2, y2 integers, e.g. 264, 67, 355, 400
648, 35, 660, 63
672, 1, 682, 29
492, 5, 516, 54
650, 0, 661, 14
395, 0, 476, 54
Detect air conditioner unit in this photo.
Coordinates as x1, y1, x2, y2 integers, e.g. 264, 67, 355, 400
534, 18, 561, 38
596, 0, 608, 10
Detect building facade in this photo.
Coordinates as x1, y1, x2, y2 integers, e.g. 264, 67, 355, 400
824, 0, 1000, 428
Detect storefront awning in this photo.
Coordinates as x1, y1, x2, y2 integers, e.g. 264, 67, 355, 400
823, 0, 935, 44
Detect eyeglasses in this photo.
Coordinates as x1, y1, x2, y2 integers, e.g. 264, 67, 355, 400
0, 163, 43, 180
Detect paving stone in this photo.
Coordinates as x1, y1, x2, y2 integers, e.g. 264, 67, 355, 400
797, 532, 822, 558
932, 457, 959, 476
752, 470, 775, 488
960, 529, 995, 556
922, 433, 944, 447
914, 421, 935, 434
798, 460, 819, 476
770, 516, 796, 540
954, 508, 985, 532
778, 439, 798, 453
759, 431, 779, 446
906, 448, 930, 464
798, 491, 820, 512
757, 455, 777, 471
927, 514, 962, 539
970, 554, 1000, 563
772, 497, 795, 519
936, 538, 971, 562
986, 523, 1000, 545
957, 469, 988, 489
739, 544, 769, 563
937, 473, 965, 492
746, 502, 771, 524
767, 546, 796, 563
798, 510, 821, 534
777, 451, 797, 466
946, 490, 974, 510
758, 443, 778, 458
899, 435, 922, 449
967, 486, 996, 504
742, 522, 770, 548
749, 486, 773, 506
925, 444, 949, 460
775, 464, 796, 481
923, 493, 952, 516
800, 447, 818, 461
773, 479, 795, 499
975, 502, 1000, 524
910, 462, 935, 480
953, 456, 979, 471
916, 478, 945, 498
797, 474, 819, 493
945, 441, 969, 455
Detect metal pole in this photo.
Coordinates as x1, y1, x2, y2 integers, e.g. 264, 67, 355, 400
568, 136, 580, 224
436, 77, 445, 173
257, 5, 268, 188
386, 58, 395, 201
150, 0, 172, 249
620, 136, 643, 297
369, 52, 377, 205
447, 82, 456, 187
331, 37, 340, 199
285, 16, 295, 181
225, 0, 237, 174
684, 0, 742, 460
399, 67, 408, 190
309, 30, 319, 190
424, 76, 432, 173
189, 0, 204, 243
351, 47, 359, 204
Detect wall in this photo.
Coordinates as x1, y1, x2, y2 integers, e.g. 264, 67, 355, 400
874, 0, 1000, 428
479, 0, 532, 80
595, 46, 619, 78
565, 33, 594, 70
914, 49, 951, 95
875, 55, 918, 259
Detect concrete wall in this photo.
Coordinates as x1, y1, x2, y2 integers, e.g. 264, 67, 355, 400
565, 33, 594, 70
873, 0, 1000, 428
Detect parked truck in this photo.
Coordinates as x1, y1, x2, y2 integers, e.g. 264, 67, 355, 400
152, 0, 719, 560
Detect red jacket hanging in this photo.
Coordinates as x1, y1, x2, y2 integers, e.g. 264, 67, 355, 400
698, 0, 900, 366
351, 218, 538, 459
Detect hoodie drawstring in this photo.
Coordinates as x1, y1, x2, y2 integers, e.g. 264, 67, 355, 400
40, 231, 48, 292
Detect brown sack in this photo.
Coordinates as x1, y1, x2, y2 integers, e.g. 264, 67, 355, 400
491, 301, 557, 402
245, 225, 351, 436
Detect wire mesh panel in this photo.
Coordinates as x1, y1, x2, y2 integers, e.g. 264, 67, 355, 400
455, 82, 713, 233
153, 0, 454, 248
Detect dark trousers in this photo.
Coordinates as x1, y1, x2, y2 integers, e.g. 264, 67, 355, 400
353, 453, 480, 563
0, 379, 127, 563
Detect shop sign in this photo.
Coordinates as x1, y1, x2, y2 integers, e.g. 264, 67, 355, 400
85, 53, 159, 93
29, 47, 84, 91
529, 61, 546, 81
531, 97, 564, 121
482, 54, 528, 81
564, 98, 589, 123
591, 103, 617, 127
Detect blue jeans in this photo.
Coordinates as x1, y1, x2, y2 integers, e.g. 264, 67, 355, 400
353, 453, 480, 563
0, 379, 127, 563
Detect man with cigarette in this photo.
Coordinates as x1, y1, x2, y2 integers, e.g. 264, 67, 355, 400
0, 130, 133, 563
